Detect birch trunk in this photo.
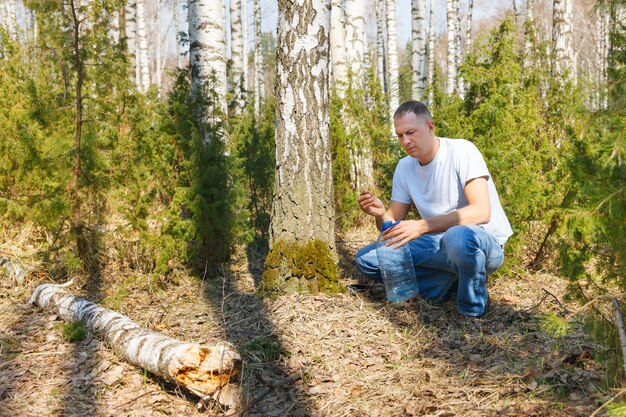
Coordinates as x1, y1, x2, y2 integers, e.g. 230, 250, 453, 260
29, 283, 241, 399
552, 0, 574, 82
427, 0, 435, 107
241, 0, 248, 97
271, 0, 336, 250
125, 0, 139, 86
411, 0, 427, 101
136, 0, 151, 92
465, 0, 473, 53
330, 0, 347, 97
6, 0, 17, 38
454, 0, 463, 97
386, 0, 399, 115
376, 0, 387, 94
344, 0, 367, 85
597, 4, 609, 110
253, 0, 263, 117
155, 0, 163, 92
445, 0, 457, 95
524, 0, 534, 69
174, 0, 182, 68
230, 0, 244, 113
188, 0, 227, 117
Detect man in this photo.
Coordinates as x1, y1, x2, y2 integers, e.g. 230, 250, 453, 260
355, 101, 512, 317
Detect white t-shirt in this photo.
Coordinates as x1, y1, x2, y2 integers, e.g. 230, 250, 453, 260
391, 137, 513, 245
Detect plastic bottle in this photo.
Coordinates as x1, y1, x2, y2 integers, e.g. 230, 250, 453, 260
376, 220, 419, 302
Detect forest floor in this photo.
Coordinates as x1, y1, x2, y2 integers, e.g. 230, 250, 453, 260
0, 226, 614, 417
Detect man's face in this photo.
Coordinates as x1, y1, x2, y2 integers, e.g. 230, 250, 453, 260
394, 112, 435, 160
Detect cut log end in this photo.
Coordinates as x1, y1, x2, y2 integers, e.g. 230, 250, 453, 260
173, 344, 242, 397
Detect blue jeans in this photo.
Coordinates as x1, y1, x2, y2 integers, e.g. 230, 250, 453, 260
355, 225, 505, 316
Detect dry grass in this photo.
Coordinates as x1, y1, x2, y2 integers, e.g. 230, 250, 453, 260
0, 226, 612, 417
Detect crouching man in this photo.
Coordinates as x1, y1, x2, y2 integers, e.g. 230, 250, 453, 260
355, 101, 513, 317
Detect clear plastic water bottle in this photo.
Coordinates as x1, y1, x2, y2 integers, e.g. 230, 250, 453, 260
376, 220, 419, 302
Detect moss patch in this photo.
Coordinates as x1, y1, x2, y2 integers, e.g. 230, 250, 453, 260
260, 239, 345, 297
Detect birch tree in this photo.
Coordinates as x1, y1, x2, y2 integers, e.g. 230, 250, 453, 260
344, 0, 367, 85
241, 0, 248, 97
136, 0, 151, 92
155, 0, 163, 91
376, 0, 387, 94
4, 0, 17, 38
552, 0, 574, 82
427, 0, 435, 106
466, 0, 474, 53
596, 3, 609, 110
386, 0, 399, 115
330, 0, 347, 97
230, 0, 245, 113
188, 0, 227, 119
173, 0, 183, 68
445, 0, 458, 95
411, 0, 427, 100
523, 0, 534, 69
270, 0, 336, 251
253, 0, 263, 117
125, 0, 139, 85
454, 0, 463, 96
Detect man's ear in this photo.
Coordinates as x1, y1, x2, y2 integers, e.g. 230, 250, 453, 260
427, 119, 435, 133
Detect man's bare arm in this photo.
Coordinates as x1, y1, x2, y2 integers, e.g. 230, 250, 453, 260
382, 177, 491, 247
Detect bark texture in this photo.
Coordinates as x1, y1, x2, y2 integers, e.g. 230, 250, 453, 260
253, 0, 263, 116
445, 0, 458, 95
552, 0, 574, 81
29, 282, 241, 398
411, 0, 427, 100
330, 0, 347, 96
344, 0, 367, 84
136, 0, 151, 93
524, 0, 534, 69
427, 0, 435, 107
188, 0, 227, 116
596, 4, 609, 110
376, 0, 387, 94
271, 0, 336, 251
230, 0, 245, 113
386, 0, 399, 116
125, 0, 139, 86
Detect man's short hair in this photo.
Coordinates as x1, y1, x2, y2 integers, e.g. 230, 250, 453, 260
394, 101, 433, 121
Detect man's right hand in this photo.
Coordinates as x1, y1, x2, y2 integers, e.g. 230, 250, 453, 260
358, 190, 386, 218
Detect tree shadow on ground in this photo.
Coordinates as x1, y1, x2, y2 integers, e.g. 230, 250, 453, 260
334, 232, 604, 417
193, 236, 311, 417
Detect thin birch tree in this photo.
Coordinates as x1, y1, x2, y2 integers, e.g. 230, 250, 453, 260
523, 0, 535, 69
270, 0, 336, 251
376, 0, 387, 94
344, 0, 367, 85
230, 0, 245, 113
253, 0, 263, 117
386, 0, 399, 115
445, 0, 458, 95
427, 0, 435, 107
136, 0, 151, 93
173, 0, 183, 68
552, 0, 575, 82
188, 0, 227, 130
330, 0, 347, 97
466, 0, 474, 53
596, 3, 609, 109
411, 0, 427, 101
125, 0, 139, 86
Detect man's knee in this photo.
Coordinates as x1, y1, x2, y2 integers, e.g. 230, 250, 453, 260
355, 243, 381, 280
441, 225, 480, 262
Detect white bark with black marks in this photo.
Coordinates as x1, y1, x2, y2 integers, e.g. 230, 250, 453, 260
230, 0, 245, 113
344, 0, 367, 85
386, 0, 399, 118
376, 0, 387, 94
29, 282, 241, 399
253, 0, 263, 117
524, 0, 534, 69
271, 0, 336, 251
136, 0, 151, 93
125, 0, 139, 86
411, 0, 427, 100
188, 0, 227, 115
445, 0, 458, 95
552, 0, 574, 82
427, 0, 435, 107
330, 0, 347, 96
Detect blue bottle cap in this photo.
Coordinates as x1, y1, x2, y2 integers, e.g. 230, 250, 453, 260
381, 220, 401, 231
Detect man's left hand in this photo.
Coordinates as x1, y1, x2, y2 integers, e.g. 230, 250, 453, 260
381, 220, 429, 248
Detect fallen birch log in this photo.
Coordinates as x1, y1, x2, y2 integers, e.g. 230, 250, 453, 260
29, 281, 241, 400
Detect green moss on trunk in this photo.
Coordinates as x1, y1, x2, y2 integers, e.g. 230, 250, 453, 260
260, 239, 344, 297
